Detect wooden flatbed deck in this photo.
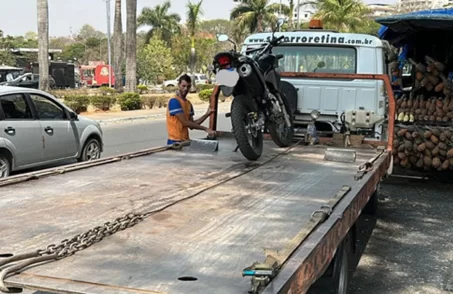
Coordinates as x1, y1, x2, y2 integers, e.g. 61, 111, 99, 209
1, 138, 389, 294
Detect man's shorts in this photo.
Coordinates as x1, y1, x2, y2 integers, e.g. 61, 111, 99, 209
167, 139, 181, 145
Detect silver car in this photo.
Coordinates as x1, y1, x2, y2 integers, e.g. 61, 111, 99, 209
0, 86, 103, 178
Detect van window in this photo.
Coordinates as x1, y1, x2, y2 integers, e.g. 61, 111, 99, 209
273, 46, 357, 74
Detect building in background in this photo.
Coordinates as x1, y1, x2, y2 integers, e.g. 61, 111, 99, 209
366, 3, 397, 18
397, 0, 451, 12
293, 0, 317, 25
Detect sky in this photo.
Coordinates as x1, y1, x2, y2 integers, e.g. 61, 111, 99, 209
0, 0, 396, 37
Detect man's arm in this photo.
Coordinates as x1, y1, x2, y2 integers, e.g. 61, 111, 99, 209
190, 104, 213, 125
168, 98, 208, 131
175, 112, 209, 131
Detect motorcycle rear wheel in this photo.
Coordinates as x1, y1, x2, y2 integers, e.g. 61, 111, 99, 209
231, 96, 263, 161
268, 92, 294, 147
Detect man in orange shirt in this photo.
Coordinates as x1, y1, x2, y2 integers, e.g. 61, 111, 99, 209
166, 74, 216, 145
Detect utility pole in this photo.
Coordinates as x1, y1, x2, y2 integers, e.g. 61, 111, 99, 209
103, 0, 112, 88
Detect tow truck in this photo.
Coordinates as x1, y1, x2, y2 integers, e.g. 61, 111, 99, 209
0, 28, 396, 294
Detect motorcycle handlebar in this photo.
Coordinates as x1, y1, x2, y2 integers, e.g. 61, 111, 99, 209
273, 35, 284, 44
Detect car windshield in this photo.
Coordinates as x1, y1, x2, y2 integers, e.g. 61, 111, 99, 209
199, 74, 208, 80
273, 46, 357, 74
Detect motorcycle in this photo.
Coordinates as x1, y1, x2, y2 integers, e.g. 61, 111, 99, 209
212, 18, 294, 161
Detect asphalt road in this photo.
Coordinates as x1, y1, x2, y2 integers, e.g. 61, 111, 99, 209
12, 114, 232, 175
348, 175, 453, 294
101, 113, 232, 157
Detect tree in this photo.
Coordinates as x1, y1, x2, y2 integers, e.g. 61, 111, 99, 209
199, 19, 232, 36
313, 0, 372, 32
0, 32, 17, 65
37, 0, 49, 91
230, 0, 289, 33
77, 24, 106, 40
113, 0, 124, 90
138, 34, 175, 84
137, 1, 181, 45
186, 0, 203, 91
186, 0, 203, 44
125, 0, 137, 92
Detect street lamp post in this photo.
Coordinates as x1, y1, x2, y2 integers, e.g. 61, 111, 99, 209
103, 0, 112, 88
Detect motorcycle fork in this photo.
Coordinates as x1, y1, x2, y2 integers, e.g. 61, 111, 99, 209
269, 92, 292, 128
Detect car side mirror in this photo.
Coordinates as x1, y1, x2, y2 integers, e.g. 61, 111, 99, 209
70, 111, 78, 120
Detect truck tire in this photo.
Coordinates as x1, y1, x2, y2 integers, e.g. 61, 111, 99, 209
78, 138, 102, 162
279, 81, 298, 115
0, 154, 11, 178
308, 234, 352, 294
268, 92, 294, 147
231, 96, 263, 161
363, 190, 378, 216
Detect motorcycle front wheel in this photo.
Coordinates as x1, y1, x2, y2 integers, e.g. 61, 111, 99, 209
231, 96, 263, 161
268, 92, 294, 147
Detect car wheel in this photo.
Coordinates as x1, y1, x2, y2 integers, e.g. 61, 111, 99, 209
78, 138, 101, 162
0, 154, 11, 178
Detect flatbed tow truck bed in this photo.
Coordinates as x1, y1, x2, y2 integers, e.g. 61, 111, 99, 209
0, 137, 391, 294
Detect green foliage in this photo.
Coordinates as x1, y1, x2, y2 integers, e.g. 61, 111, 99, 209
63, 95, 91, 114
137, 84, 149, 94
196, 83, 214, 91
117, 92, 142, 111
138, 34, 176, 84
137, 1, 181, 45
170, 35, 220, 74
90, 95, 117, 111
313, 0, 374, 33
198, 89, 213, 102
0, 31, 39, 65
98, 86, 117, 96
140, 95, 168, 109
199, 19, 232, 36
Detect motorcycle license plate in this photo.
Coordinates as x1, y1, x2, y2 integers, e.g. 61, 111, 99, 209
216, 68, 239, 87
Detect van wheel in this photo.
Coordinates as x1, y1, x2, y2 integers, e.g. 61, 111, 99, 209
78, 138, 101, 162
0, 154, 11, 178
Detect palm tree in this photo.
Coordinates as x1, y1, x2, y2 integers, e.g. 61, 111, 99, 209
287, 0, 295, 30
137, 1, 181, 45
113, 0, 124, 91
37, 0, 49, 91
313, 0, 371, 32
125, 0, 137, 92
186, 0, 203, 46
230, 21, 249, 47
230, 0, 289, 33
186, 0, 203, 92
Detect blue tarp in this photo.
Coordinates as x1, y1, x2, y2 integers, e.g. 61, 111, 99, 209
376, 8, 453, 47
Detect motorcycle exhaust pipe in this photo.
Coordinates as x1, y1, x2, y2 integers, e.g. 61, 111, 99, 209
238, 64, 253, 77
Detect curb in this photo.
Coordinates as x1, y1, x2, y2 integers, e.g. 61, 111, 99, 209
96, 106, 231, 125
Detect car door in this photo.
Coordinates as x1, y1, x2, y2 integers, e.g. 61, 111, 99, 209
0, 93, 43, 167
28, 93, 79, 162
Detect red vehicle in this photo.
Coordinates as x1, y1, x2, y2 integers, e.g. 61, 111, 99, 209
79, 61, 114, 87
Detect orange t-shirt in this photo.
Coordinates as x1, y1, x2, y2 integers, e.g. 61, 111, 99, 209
166, 95, 194, 144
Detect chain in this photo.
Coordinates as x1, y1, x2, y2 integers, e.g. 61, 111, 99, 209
36, 212, 149, 259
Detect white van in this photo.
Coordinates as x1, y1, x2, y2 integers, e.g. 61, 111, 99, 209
242, 29, 394, 140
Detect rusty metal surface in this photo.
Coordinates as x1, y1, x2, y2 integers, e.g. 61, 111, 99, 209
263, 151, 391, 294
2, 139, 383, 294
